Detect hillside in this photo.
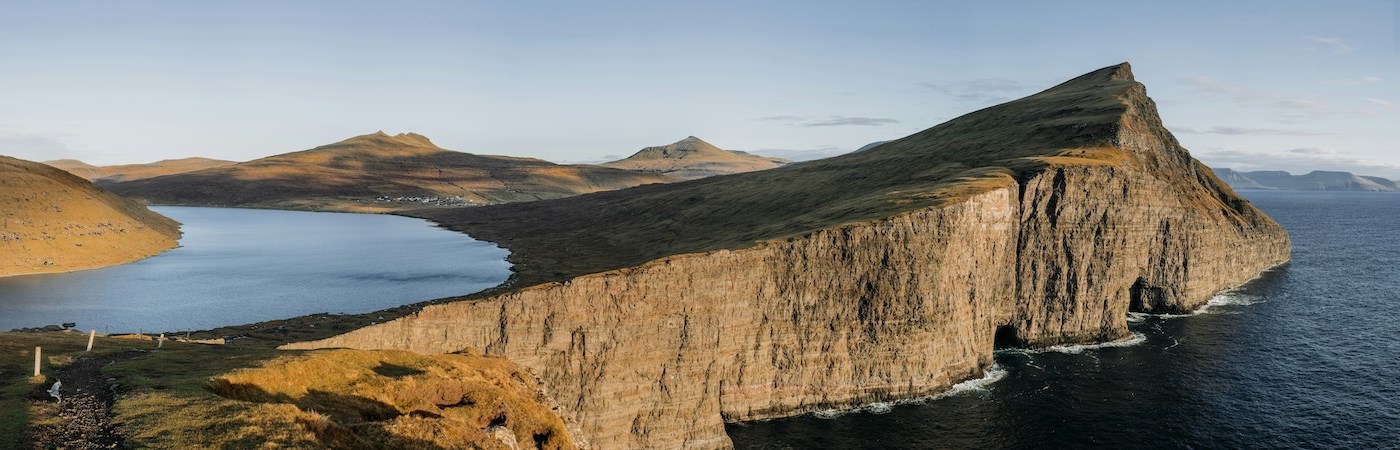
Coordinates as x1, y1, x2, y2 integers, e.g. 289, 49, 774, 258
46, 157, 236, 186
108, 132, 677, 212
290, 63, 1289, 448
1213, 168, 1400, 191
602, 136, 788, 179
0, 156, 181, 276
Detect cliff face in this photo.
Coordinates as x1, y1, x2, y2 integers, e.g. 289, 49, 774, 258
0, 156, 181, 276
285, 64, 1290, 448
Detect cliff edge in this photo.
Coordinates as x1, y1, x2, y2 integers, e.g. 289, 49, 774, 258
285, 63, 1290, 448
1, 156, 181, 276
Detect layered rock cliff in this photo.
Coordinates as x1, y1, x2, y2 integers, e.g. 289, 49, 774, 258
0, 156, 181, 276
285, 64, 1290, 448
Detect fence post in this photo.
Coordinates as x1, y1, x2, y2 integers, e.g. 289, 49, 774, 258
87, 330, 96, 352
33, 347, 41, 377
157, 333, 165, 349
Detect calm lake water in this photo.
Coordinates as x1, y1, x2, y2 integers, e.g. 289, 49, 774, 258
0, 207, 511, 333
728, 191, 1400, 449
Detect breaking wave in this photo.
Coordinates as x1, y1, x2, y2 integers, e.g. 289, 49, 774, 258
811, 364, 1008, 419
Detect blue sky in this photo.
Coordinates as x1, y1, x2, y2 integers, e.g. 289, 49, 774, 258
1, 1, 1398, 177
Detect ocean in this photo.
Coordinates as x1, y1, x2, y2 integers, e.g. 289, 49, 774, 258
728, 191, 1400, 448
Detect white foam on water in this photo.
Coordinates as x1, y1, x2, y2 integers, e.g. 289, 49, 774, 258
1022, 332, 1148, 355
810, 363, 1007, 419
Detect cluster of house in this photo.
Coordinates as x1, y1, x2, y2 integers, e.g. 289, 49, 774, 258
372, 195, 476, 206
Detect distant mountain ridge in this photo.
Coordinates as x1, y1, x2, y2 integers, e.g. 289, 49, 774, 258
1213, 168, 1400, 191
46, 157, 236, 185
603, 136, 788, 179
107, 131, 676, 212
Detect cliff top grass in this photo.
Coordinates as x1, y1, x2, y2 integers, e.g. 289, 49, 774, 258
409, 63, 1149, 287
0, 331, 573, 449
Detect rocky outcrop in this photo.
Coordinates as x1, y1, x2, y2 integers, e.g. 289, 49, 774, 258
0, 156, 181, 276
285, 64, 1290, 448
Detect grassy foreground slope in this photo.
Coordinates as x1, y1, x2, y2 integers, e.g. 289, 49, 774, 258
410, 62, 1255, 286
0, 156, 180, 276
108, 132, 676, 212
0, 332, 576, 449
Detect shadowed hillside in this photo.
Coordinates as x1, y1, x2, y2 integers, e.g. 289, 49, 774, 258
46, 157, 236, 186
0, 156, 180, 276
603, 136, 788, 179
108, 132, 677, 212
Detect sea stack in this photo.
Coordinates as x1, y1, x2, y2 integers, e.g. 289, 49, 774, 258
1, 156, 181, 276
286, 63, 1291, 448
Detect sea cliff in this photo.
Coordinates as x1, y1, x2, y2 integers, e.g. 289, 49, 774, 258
285, 63, 1290, 448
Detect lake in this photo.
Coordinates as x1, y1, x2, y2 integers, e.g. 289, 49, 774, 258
728, 191, 1400, 449
0, 207, 511, 333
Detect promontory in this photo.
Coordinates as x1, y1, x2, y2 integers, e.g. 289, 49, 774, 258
284, 63, 1291, 448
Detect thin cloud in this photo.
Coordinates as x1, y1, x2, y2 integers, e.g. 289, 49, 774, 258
1320, 76, 1381, 86
920, 78, 1030, 104
1365, 98, 1400, 109
1174, 126, 1330, 136
1179, 75, 1373, 123
757, 115, 900, 127
1306, 36, 1354, 53
0, 130, 80, 161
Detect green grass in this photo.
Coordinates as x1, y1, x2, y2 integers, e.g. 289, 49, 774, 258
0, 331, 155, 447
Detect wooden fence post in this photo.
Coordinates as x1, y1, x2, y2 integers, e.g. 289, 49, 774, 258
157, 333, 165, 349
87, 329, 96, 352
33, 347, 41, 377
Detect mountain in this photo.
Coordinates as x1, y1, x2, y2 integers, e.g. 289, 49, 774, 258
107, 132, 677, 212
854, 140, 891, 152
46, 157, 236, 186
602, 136, 789, 179
289, 64, 1289, 448
0, 156, 180, 276
1213, 168, 1400, 191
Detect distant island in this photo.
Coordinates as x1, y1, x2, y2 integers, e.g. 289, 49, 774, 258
602, 136, 789, 180
1213, 168, 1400, 192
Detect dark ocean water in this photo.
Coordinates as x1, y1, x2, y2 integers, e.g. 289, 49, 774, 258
728, 191, 1400, 449
0, 207, 510, 333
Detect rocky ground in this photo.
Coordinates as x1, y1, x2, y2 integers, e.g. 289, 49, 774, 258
29, 351, 142, 450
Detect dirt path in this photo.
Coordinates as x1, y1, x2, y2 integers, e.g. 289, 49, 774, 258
29, 351, 142, 450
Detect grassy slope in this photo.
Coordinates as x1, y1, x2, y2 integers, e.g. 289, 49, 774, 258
108, 132, 676, 212
45, 157, 237, 186
0, 156, 181, 276
0, 332, 575, 449
409, 64, 1152, 287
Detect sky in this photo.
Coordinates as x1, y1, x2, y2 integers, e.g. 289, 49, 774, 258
1, 1, 1398, 178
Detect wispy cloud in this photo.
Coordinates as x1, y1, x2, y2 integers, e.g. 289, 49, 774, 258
1200, 147, 1400, 178
1365, 98, 1400, 109
1178, 76, 1379, 123
1306, 36, 1354, 53
757, 115, 900, 127
0, 130, 80, 161
919, 78, 1030, 104
1173, 126, 1330, 136
1320, 76, 1381, 86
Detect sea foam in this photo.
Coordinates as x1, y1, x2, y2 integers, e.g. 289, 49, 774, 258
811, 363, 1008, 419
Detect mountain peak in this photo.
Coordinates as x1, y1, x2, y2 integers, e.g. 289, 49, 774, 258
340, 131, 438, 148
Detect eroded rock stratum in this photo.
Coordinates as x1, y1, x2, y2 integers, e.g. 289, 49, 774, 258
285, 63, 1290, 449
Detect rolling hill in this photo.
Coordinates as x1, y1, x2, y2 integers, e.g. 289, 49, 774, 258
602, 136, 788, 179
107, 132, 677, 212
46, 157, 236, 186
0, 156, 180, 276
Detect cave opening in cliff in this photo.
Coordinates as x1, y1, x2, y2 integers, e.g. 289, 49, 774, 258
994, 324, 1022, 349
